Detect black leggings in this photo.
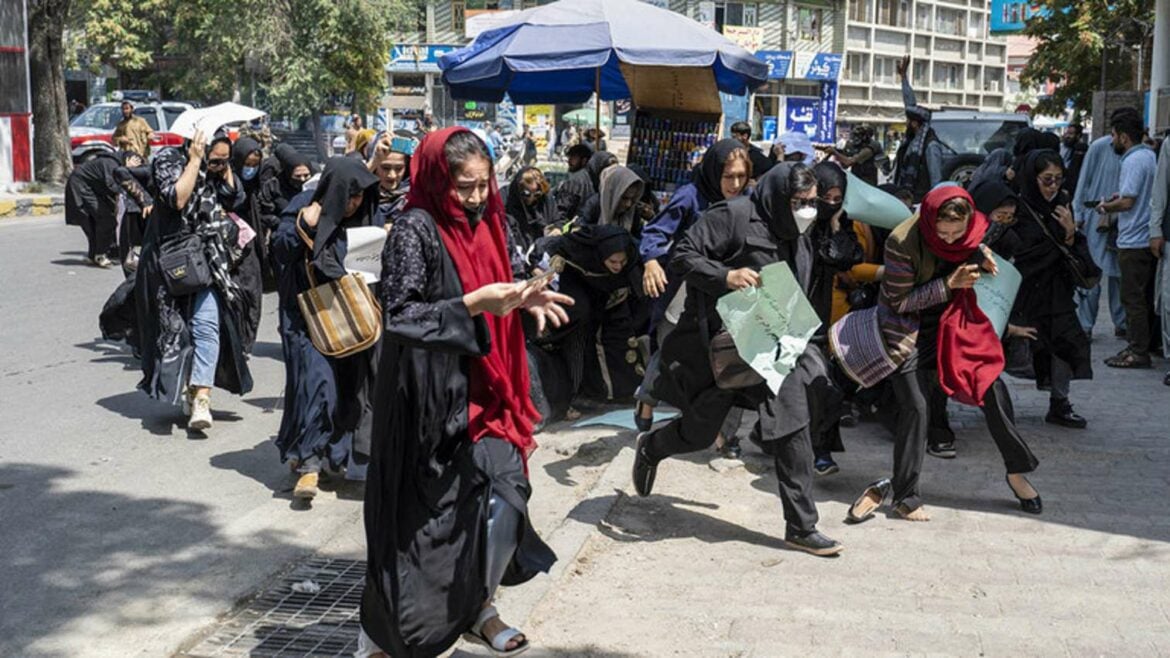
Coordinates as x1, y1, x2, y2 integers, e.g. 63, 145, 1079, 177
891, 368, 1039, 511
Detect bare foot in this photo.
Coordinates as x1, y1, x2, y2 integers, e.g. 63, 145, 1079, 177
637, 402, 653, 420
1006, 473, 1038, 500
479, 614, 526, 652
895, 504, 931, 522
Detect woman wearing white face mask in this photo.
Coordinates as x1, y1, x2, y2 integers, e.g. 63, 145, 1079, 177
630, 163, 846, 557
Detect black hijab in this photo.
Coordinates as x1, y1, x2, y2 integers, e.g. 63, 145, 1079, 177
553, 224, 641, 294
230, 136, 263, 191
275, 143, 312, 195
813, 161, 847, 224
504, 166, 557, 238
751, 162, 809, 241
309, 157, 379, 278
693, 138, 746, 204
1017, 149, 1065, 218
968, 178, 1017, 217
1011, 129, 1061, 183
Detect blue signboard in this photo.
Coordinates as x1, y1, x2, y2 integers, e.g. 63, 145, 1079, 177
762, 116, 778, 143
817, 82, 838, 144
756, 51, 794, 80
781, 83, 838, 144
804, 53, 843, 81
388, 44, 460, 73
989, 1, 1049, 34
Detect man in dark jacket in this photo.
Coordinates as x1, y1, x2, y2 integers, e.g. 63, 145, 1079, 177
1060, 123, 1088, 197
731, 121, 774, 180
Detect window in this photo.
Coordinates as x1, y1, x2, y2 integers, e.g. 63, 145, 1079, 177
715, 2, 759, 30
933, 62, 962, 90
798, 7, 822, 41
874, 55, 900, 85
133, 108, 160, 131
849, 0, 872, 23
876, 0, 910, 27
916, 5, 931, 29
452, 1, 465, 31
162, 106, 187, 129
934, 8, 965, 36
845, 53, 871, 82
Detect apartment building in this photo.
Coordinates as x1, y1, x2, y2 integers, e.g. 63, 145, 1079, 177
839, 0, 1009, 128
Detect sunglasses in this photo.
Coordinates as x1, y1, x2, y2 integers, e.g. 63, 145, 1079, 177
1037, 175, 1064, 186
207, 158, 230, 168
790, 197, 818, 210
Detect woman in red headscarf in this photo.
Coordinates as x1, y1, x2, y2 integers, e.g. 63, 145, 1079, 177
833, 186, 1041, 524
358, 127, 571, 658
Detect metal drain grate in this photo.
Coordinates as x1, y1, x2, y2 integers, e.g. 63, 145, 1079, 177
183, 558, 366, 657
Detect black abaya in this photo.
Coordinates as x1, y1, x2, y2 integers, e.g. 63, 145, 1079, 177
361, 208, 554, 657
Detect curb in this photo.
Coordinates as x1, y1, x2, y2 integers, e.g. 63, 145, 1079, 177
0, 195, 65, 219
504, 444, 636, 631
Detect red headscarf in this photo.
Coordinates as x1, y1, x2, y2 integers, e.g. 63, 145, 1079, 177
918, 186, 1004, 407
405, 127, 539, 462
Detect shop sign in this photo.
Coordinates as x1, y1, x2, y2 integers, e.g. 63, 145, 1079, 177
723, 26, 763, 54
990, 0, 1049, 35
756, 51, 794, 80
388, 44, 460, 73
776, 82, 838, 143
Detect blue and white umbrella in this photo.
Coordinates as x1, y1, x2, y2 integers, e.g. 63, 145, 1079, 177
438, 0, 768, 108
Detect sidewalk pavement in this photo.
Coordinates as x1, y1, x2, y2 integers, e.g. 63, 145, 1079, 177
180, 330, 1170, 657
0, 191, 66, 219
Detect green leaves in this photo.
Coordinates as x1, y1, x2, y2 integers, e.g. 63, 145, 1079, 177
1019, 0, 1153, 116
70, 0, 416, 117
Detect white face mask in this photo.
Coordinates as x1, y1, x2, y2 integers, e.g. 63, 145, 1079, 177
793, 206, 818, 233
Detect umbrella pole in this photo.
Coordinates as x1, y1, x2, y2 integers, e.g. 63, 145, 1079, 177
595, 67, 601, 139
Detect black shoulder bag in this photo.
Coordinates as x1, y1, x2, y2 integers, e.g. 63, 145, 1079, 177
158, 233, 212, 297
1024, 203, 1102, 290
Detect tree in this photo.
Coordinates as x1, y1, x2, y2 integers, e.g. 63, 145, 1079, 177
29, 0, 74, 184
1020, 0, 1154, 117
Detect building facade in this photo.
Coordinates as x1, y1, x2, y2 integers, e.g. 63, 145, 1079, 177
839, 0, 1009, 127
1, 0, 32, 185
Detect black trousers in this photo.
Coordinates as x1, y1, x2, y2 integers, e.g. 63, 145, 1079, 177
891, 366, 1039, 511
1118, 248, 1157, 356
642, 385, 819, 535
80, 210, 118, 260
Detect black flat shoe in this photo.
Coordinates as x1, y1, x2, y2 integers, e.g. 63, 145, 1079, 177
1045, 399, 1087, 429
1163, 371, 1170, 387
1006, 475, 1042, 514
846, 478, 891, 523
634, 402, 653, 432
633, 432, 658, 497
784, 529, 843, 557
720, 435, 742, 460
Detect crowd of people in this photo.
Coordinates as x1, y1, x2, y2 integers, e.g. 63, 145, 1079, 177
68, 49, 1168, 654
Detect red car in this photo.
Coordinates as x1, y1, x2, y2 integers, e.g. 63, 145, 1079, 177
69, 101, 194, 163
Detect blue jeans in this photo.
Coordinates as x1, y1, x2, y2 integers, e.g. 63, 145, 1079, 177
1075, 275, 1126, 335
190, 288, 221, 388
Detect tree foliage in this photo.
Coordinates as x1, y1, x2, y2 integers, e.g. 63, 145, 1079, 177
68, 0, 415, 115
1019, 0, 1154, 117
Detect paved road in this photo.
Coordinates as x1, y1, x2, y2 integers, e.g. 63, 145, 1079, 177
0, 216, 368, 657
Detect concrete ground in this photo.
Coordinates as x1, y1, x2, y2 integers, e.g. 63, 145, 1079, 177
3, 215, 1169, 657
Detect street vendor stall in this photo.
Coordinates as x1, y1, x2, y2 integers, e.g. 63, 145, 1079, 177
438, 0, 767, 196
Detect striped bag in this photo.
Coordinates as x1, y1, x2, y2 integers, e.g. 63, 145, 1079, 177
296, 224, 382, 358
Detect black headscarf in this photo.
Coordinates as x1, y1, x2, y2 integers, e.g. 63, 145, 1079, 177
813, 161, 847, 225
309, 157, 379, 279
553, 224, 641, 293
1010, 129, 1061, 182
275, 143, 312, 193
693, 138, 746, 204
751, 162, 810, 241
230, 136, 263, 191
968, 178, 1017, 217
1017, 149, 1065, 218
504, 166, 558, 241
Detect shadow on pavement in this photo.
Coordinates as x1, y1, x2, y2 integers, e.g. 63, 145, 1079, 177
0, 462, 306, 658
74, 339, 138, 369
542, 431, 627, 487
95, 391, 184, 436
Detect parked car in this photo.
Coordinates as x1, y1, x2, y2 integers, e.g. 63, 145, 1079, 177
69, 101, 194, 163
929, 110, 1033, 184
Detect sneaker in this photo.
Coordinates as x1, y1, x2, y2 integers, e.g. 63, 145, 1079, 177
92, 254, 113, 268
927, 441, 956, 459
294, 472, 319, 499
839, 403, 859, 428
188, 394, 213, 431
813, 455, 839, 476
784, 530, 843, 557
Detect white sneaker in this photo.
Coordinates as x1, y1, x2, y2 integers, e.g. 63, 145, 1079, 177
92, 254, 113, 268
189, 395, 213, 431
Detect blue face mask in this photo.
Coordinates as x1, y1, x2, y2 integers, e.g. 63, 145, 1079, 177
241, 166, 258, 181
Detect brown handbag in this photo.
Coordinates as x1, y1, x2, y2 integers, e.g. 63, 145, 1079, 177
295, 216, 383, 358
708, 329, 765, 390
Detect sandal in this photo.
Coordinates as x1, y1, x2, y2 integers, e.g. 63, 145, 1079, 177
1105, 349, 1152, 369
463, 605, 529, 657
846, 478, 891, 523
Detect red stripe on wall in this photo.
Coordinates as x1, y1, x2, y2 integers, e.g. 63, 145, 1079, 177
0, 46, 26, 53
10, 115, 32, 182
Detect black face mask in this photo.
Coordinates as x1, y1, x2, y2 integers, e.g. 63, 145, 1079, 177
817, 200, 842, 224
463, 204, 486, 224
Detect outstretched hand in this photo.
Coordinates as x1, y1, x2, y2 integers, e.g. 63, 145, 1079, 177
524, 289, 574, 334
